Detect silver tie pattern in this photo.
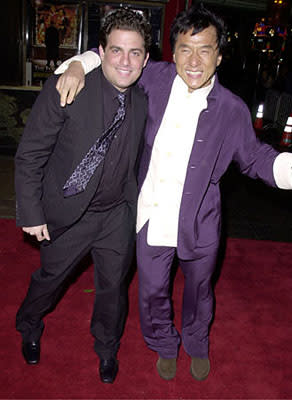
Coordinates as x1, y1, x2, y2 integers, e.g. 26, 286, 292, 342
63, 93, 126, 197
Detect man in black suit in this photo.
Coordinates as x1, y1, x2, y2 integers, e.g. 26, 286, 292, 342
15, 8, 151, 384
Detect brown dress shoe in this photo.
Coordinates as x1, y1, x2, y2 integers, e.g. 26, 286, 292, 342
156, 357, 177, 380
190, 357, 210, 380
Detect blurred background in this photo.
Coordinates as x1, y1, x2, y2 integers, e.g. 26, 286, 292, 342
1, 0, 292, 151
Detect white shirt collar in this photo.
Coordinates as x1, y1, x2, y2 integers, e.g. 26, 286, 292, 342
175, 74, 215, 99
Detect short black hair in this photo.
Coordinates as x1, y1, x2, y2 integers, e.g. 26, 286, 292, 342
99, 7, 152, 53
170, 2, 227, 54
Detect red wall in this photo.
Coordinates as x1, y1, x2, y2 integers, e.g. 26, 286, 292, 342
162, 0, 186, 61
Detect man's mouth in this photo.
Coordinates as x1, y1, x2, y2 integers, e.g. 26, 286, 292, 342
117, 68, 132, 75
186, 70, 202, 77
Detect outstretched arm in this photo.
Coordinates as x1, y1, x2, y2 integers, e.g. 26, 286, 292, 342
55, 50, 101, 106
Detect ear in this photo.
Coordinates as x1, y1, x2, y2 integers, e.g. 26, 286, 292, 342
99, 44, 105, 61
143, 52, 150, 68
216, 53, 222, 67
173, 53, 176, 63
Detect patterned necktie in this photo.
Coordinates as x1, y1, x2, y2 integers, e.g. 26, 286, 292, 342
63, 93, 126, 197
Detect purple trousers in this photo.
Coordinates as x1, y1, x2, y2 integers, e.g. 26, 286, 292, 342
136, 223, 219, 359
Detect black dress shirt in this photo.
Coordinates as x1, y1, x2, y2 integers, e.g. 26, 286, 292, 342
88, 72, 131, 211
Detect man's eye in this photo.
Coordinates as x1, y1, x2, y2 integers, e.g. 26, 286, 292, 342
199, 49, 212, 57
112, 48, 119, 54
132, 51, 141, 56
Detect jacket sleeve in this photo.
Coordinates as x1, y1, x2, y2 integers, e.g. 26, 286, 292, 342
15, 76, 66, 227
227, 100, 279, 187
54, 50, 101, 75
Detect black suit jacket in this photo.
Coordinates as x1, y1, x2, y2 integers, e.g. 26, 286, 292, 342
15, 68, 147, 239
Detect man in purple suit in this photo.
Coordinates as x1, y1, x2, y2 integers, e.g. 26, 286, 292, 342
55, 3, 292, 381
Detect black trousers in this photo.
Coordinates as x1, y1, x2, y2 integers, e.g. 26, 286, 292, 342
16, 203, 135, 359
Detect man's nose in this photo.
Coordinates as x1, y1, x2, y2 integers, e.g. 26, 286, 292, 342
189, 51, 201, 66
120, 52, 130, 65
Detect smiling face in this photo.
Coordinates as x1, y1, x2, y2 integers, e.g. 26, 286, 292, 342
173, 25, 222, 92
99, 29, 149, 92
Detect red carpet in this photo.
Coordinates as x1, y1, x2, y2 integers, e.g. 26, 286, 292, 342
1, 218, 292, 399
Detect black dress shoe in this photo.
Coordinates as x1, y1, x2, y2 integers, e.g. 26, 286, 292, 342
22, 341, 40, 364
99, 357, 119, 383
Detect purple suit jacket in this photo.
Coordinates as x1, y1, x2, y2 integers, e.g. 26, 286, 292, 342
137, 61, 279, 259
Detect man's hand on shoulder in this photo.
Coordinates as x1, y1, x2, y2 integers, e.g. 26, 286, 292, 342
22, 224, 50, 242
56, 61, 85, 107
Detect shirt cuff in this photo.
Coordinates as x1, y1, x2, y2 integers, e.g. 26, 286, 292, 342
273, 152, 292, 189
54, 51, 101, 75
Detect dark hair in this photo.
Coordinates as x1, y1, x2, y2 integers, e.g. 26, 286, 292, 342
99, 7, 152, 53
170, 2, 227, 54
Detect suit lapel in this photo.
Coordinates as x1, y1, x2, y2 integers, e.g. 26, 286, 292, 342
87, 68, 104, 144
147, 67, 177, 147
127, 87, 144, 170
187, 84, 228, 172
129, 89, 138, 156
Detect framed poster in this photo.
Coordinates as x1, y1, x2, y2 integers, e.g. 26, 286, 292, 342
30, 2, 81, 85
35, 3, 79, 48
